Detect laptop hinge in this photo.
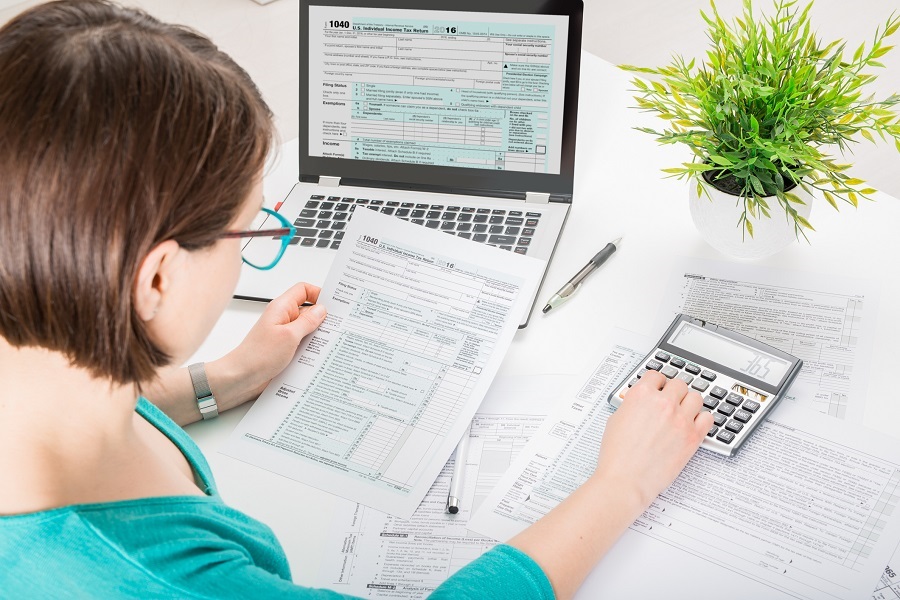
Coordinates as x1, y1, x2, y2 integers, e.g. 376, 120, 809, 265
319, 175, 341, 187
525, 191, 551, 204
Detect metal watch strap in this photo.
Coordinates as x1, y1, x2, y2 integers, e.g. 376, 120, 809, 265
188, 362, 219, 420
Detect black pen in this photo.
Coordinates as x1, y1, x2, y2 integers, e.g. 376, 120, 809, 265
542, 237, 622, 313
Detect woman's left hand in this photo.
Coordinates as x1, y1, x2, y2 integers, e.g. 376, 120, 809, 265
212, 282, 327, 405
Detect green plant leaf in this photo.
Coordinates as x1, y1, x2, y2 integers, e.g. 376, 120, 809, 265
796, 215, 816, 230
823, 190, 839, 209
848, 192, 859, 206
861, 129, 876, 143
744, 218, 754, 238
709, 155, 733, 166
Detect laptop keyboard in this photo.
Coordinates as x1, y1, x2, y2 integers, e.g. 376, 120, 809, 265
288, 195, 541, 255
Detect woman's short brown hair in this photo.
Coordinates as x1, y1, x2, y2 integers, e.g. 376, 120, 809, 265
0, 0, 274, 385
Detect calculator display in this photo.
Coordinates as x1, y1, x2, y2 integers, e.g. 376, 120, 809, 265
667, 321, 791, 386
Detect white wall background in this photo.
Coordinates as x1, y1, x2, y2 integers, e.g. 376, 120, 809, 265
1, 0, 898, 197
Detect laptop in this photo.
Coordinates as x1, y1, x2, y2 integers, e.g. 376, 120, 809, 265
235, 0, 584, 327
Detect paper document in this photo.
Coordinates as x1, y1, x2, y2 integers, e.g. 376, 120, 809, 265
469, 330, 900, 600
315, 376, 561, 598
222, 208, 544, 519
656, 259, 877, 422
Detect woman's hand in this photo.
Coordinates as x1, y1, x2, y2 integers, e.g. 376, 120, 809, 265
213, 282, 327, 404
594, 370, 712, 507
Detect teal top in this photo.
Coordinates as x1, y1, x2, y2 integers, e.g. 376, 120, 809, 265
0, 398, 554, 599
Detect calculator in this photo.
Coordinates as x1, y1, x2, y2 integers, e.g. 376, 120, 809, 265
608, 314, 803, 457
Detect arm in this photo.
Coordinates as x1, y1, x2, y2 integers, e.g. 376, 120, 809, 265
143, 283, 327, 426
507, 371, 712, 600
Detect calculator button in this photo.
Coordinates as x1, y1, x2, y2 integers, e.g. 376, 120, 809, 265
676, 372, 694, 384
717, 403, 735, 416
742, 400, 760, 413
726, 393, 744, 406
712, 413, 727, 427
654, 351, 671, 363
725, 420, 744, 434
702, 396, 719, 410
636, 369, 646, 379
684, 364, 701, 375
707, 425, 719, 438
716, 430, 736, 444
709, 386, 727, 400
661, 366, 678, 379
700, 370, 717, 381
669, 357, 686, 369
627, 378, 638, 388
645, 360, 663, 371
690, 379, 709, 392
733, 410, 752, 423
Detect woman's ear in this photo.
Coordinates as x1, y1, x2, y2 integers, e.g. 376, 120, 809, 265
134, 240, 182, 322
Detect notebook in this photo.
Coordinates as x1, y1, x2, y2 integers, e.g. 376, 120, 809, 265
235, 0, 584, 327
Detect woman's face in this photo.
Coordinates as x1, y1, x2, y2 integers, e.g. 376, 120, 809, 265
152, 174, 265, 365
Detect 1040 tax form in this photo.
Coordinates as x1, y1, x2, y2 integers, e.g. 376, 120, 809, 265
222, 208, 544, 519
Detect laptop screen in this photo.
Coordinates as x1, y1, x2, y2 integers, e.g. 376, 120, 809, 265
307, 6, 569, 176
299, 0, 582, 200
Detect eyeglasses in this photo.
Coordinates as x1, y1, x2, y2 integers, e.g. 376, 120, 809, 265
220, 207, 296, 271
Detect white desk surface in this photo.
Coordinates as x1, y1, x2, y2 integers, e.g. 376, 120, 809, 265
185, 51, 900, 587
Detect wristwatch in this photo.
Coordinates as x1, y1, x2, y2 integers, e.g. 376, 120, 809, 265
188, 362, 219, 420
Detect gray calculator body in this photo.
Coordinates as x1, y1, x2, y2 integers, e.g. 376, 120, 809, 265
608, 314, 803, 457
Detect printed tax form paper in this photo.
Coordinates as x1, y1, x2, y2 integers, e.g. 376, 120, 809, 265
222, 208, 544, 519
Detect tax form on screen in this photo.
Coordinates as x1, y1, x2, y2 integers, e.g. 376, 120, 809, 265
307, 5, 569, 174
222, 208, 544, 519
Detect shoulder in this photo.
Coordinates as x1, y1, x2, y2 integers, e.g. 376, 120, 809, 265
0, 498, 293, 598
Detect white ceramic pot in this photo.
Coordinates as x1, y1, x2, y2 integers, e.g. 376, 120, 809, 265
688, 179, 813, 260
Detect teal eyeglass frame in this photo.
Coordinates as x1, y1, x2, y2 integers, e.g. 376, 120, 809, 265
220, 207, 295, 271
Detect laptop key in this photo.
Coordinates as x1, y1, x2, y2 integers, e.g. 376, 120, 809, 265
396, 209, 410, 217
310, 195, 325, 200
441, 212, 456, 220
429, 205, 444, 210
491, 209, 506, 215
456, 223, 472, 232
367, 205, 379, 211
506, 217, 524, 226
426, 211, 441, 219
489, 225, 503, 234
300, 238, 315, 247
334, 231, 345, 240
316, 220, 330, 228
336, 203, 350, 211
489, 235, 517, 245
473, 214, 488, 223
288, 237, 301, 245
525, 212, 542, 217
523, 227, 536, 236
525, 219, 539, 227
400, 202, 414, 208
447, 206, 460, 211
476, 208, 491, 214
330, 241, 341, 249
317, 211, 333, 219
294, 218, 315, 227
326, 196, 340, 202
426, 220, 439, 229
316, 239, 330, 248
458, 232, 472, 239
440, 222, 455, 230
506, 226, 521, 235
318, 230, 333, 238
381, 207, 395, 215
320, 202, 335, 210
415, 203, 429, 209
518, 237, 531, 246
462, 207, 475, 213
509, 210, 523, 216
456, 213, 472, 222
473, 224, 488, 233
500, 245, 512, 251
370, 200, 384, 206
293, 228, 318, 237
356, 199, 369, 204
334, 212, 348, 220
305, 201, 319, 209
387, 201, 399, 207
300, 209, 317, 218
473, 234, 487, 242
411, 219, 425, 225
411, 210, 425, 218
514, 247, 528, 255
331, 222, 346, 230
489, 216, 504, 224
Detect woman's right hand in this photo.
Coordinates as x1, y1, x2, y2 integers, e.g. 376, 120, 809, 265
594, 370, 712, 507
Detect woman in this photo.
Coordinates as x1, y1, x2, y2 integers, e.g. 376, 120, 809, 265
0, 2, 712, 598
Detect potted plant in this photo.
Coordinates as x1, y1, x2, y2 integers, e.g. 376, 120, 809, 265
621, 0, 900, 259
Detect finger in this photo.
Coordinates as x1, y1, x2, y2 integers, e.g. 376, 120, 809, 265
638, 369, 666, 391
660, 377, 689, 402
679, 390, 704, 416
285, 303, 327, 339
268, 282, 322, 320
694, 409, 715, 437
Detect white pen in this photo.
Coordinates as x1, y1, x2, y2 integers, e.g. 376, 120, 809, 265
446, 425, 472, 514
542, 237, 622, 314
